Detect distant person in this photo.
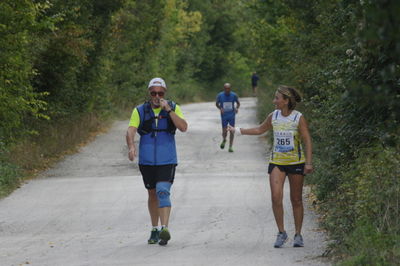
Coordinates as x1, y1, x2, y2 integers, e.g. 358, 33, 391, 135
126, 77, 188, 246
251, 72, 259, 95
228, 85, 313, 248
215, 83, 240, 152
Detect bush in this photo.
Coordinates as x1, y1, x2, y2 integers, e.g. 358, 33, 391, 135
0, 142, 20, 197
339, 222, 400, 266
248, 0, 400, 263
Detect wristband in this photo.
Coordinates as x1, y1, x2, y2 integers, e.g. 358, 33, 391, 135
235, 127, 242, 135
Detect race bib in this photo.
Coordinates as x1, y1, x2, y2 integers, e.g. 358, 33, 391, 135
223, 102, 233, 111
274, 131, 294, 152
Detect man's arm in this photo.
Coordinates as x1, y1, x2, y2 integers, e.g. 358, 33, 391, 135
160, 99, 188, 132
215, 95, 221, 109
126, 126, 138, 161
216, 96, 224, 114
169, 111, 187, 132
235, 96, 240, 113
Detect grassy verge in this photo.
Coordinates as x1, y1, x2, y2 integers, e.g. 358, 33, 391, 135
0, 112, 115, 198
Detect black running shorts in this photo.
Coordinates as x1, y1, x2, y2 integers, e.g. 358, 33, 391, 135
268, 163, 305, 176
139, 164, 176, 189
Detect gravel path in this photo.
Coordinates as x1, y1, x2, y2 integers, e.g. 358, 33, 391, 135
0, 97, 329, 266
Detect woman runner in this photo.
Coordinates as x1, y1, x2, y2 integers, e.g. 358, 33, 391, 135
228, 85, 313, 248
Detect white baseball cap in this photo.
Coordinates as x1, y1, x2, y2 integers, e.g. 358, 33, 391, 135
148, 77, 167, 90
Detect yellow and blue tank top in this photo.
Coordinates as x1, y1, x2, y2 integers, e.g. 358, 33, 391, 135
270, 109, 305, 165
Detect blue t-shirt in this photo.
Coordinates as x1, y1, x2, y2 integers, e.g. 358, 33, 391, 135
251, 74, 259, 85
216, 91, 239, 118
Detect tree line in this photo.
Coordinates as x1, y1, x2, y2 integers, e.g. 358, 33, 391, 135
0, 0, 252, 193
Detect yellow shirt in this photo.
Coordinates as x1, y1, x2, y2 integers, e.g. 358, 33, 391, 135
129, 104, 184, 128
270, 109, 305, 165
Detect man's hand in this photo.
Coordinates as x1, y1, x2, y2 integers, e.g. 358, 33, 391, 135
235, 108, 239, 114
128, 146, 137, 161
220, 108, 224, 115
159, 98, 171, 111
227, 125, 235, 133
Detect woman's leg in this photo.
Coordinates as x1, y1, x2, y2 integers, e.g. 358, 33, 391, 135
288, 174, 304, 234
269, 167, 287, 232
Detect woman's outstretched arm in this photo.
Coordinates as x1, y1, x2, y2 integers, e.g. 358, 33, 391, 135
229, 113, 273, 135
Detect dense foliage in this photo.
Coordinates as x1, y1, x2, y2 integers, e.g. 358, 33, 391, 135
0, 0, 253, 194
248, 0, 400, 264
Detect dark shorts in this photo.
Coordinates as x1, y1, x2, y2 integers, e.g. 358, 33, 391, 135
221, 116, 235, 128
139, 164, 176, 190
268, 163, 305, 176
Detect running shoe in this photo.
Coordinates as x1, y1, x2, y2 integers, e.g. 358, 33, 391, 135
220, 140, 226, 149
274, 231, 288, 248
159, 227, 171, 246
293, 234, 304, 247
228, 147, 233, 152
148, 228, 159, 244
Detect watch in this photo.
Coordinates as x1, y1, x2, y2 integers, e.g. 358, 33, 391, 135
166, 109, 172, 114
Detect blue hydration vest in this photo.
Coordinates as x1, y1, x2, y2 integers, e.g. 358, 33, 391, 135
137, 101, 177, 165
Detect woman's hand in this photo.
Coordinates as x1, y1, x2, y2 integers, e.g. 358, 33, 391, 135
227, 125, 235, 133
304, 164, 313, 174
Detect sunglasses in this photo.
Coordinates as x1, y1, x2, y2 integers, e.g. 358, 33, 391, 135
150, 91, 165, 97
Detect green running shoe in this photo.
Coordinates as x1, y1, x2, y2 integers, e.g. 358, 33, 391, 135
220, 140, 226, 149
228, 147, 233, 152
148, 228, 159, 244
159, 227, 171, 246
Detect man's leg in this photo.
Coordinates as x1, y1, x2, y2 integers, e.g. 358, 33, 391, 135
156, 182, 172, 226
229, 130, 234, 151
156, 181, 173, 245
159, 206, 171, 227
252, 85, 258, 95
222, 126, 228, 140
147, 189, 160, 244
148, 189, 159, 226
220, 123, 227, 149
140, 165, 161, 244
228, 117, 235, 152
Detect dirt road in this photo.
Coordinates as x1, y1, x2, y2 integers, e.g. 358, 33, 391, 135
0, 98, 328, 266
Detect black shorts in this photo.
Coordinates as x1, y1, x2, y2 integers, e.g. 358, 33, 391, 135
268, 163, 305, 176
139, 164, 176, 189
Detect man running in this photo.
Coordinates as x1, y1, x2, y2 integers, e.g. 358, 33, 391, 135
126, 77, 188, 246
216, 83, 240, 152
251, 72, 259, 95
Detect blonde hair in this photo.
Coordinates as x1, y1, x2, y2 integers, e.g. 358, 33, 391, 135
277, 85, 302, 110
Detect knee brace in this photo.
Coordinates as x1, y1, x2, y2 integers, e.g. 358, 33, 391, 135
156, 182, 172, 208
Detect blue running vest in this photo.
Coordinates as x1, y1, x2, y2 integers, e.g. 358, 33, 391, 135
137, 101, 177, 165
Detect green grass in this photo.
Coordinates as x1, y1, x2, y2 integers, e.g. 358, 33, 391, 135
0, 112, 112, 198
0, 160, 20, 198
